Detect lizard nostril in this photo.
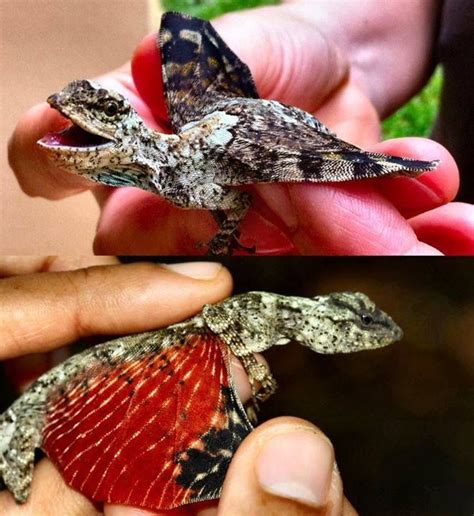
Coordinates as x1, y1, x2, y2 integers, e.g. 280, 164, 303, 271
46, 94, 60, 107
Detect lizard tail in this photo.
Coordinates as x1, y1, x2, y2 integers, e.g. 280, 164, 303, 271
362, 152, 439, 177
306, 150, 440, 183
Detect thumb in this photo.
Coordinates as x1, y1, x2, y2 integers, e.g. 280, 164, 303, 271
218, 417, 353, 515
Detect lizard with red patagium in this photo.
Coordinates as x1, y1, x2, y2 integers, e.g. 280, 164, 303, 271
37, 12, 438, 255
0, 290, 402, 512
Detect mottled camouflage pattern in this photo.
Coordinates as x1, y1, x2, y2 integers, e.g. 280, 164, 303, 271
0, 291, 402, 508
38, 12, 438, 254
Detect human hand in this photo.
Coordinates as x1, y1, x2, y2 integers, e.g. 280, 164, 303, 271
8, 3, 474, 254
0, 258, 230, 514
108, 417, 357, 516
0, 258, 356, 515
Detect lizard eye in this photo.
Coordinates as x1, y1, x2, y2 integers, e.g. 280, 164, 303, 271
360, 312, 374, 326
104, 101, 119, 117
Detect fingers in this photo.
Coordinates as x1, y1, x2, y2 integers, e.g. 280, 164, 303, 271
0, 460, 99, 516
105, 506, 192, 516
286, 181, 439, 255
409, 202, 474, 255
0, 262, 232, 360
312, 82, 460, 220
131, 32, 169, 125
0, 256, 118, 277
217, 417, 350, 515
282, 136, 460, 255
312, 76, 381, 147
370, 138, 459, 218
213, 9, 349, 111
93, 189, 215, 255
0, 257, 121, 390
93, 187, 296, 255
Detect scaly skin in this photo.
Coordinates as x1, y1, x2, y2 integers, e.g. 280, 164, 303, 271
37, 13, 438, 255
0, 290, 402, 506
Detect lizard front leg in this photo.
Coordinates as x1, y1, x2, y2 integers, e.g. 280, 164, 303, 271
163, 183, 253, 255
238, 353, 278, 402
210, 206, 255, 256
202, 295, 280, 410
233, 352, 277, 423
201, 187, 253, 256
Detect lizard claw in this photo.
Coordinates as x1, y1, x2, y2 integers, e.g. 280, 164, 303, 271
202, 231, 256, 256
255, 376, 278, 401
246, 374, 276, 423
246, 400, 259, 425
231, 233, 256, 254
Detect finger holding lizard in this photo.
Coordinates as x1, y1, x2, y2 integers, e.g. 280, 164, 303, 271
105, 418, 355, 516
101, 14, 470, 255
0, 260, 242, 515
2, 263, 373, 515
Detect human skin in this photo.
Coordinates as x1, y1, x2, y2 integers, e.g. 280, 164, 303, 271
0, 258, 355, 515
8, 0, 474, 255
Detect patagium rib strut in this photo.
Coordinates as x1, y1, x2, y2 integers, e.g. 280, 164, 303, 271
38, 12, 438, 254
0, 291, 402, 512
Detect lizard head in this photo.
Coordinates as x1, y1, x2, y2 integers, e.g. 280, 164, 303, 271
37, 80, 158, 188
291, 292, 403, 353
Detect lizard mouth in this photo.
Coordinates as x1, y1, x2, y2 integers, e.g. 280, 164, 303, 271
38, 92, 114, 151
39, 123, 113, 150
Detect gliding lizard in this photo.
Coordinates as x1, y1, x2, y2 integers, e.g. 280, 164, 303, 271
0, 290, 402, 512
38, 12, 438, 254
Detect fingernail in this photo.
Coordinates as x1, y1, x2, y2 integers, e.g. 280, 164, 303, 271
256, 429, 334, 507
161, 261, 222, 280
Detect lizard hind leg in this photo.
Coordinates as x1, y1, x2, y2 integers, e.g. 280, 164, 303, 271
0, 402, 44, 503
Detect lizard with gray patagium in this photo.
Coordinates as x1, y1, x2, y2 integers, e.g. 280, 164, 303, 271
0, 290, 402, 512
38, 12, 438, 255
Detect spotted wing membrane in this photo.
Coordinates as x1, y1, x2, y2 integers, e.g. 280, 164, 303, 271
205, 99, 439, 183
159, 11, 259, 131
158, 12, 437, 184
42, 331, 252, 512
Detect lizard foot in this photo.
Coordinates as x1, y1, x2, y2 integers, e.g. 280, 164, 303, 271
204, 231, 256, 256
245, 401, 259, 426
248, 371, 277, 404
255, 375, 278, 402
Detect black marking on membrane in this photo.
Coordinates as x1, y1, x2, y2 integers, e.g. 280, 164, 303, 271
298, 150, 323, 180
175, 386, 252, 496
387, 156, 437, 170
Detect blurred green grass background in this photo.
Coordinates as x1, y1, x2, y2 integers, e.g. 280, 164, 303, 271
161, 0, 442, 139
162, 0, 278, 18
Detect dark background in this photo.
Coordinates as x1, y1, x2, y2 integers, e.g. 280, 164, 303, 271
163, 257, 474, 516
2, 258, 473, 515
